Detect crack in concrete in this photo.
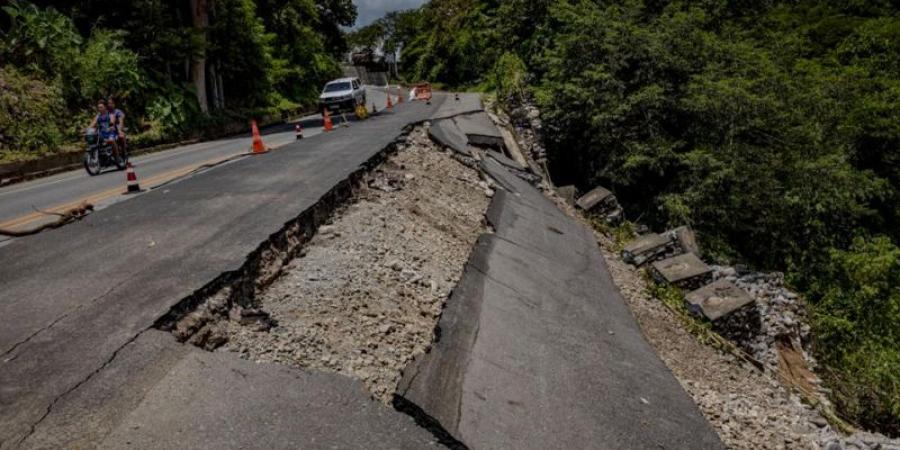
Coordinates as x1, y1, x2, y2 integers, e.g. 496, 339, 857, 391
467, 262, 540, 310
2, 275, 138, 360
392, 395, 469, 450
16, 329, 147, 447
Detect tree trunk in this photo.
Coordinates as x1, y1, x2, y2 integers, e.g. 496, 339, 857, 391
209, 63, 221, 110
189, 0, 210, 113
217, 72, 225, 109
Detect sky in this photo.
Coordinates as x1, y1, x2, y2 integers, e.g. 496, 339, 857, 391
351, 0, 427, 29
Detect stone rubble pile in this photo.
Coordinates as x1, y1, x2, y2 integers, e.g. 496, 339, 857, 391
710, 265, 812, 368
506, 102, 546, 163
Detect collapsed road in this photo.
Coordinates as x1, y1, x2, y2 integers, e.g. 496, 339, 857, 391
0, 92, 722, 449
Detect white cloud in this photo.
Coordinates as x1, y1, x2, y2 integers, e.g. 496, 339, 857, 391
352, 0, 427, 29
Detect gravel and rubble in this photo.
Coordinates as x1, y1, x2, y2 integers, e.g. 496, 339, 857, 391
595, 230, 900, 450
224, 125, 490, 403
710, 265, 815, 371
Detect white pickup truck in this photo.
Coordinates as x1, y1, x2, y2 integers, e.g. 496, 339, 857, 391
318, 77, 366, 112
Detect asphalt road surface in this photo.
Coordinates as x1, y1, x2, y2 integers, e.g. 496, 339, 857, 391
0, 92, 483, 448
0, 86, 397, 244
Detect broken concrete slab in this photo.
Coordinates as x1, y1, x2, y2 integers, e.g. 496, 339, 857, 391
685, 279, 755, 321
453, 112, 505, 148
576, 185, 614, 211
17, 329, 438, 449
668, 225, 701, 257
652, 253, 713, 288
428, 118, 472, 157
496, 126, 529, 168
94, 334, 437, 449
622, 233, 673, 266
487, 150, 527, 172
555, 185, 577, 205
398, 162, 724, 449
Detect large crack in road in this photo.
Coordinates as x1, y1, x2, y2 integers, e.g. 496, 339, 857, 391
158, 124, 490, 404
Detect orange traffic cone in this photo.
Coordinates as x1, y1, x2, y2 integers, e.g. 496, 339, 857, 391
295, 123, 304, 140
386, 94, 393, 110
397, 88, 404, 104
323, 109, 334, 132
250, 120, 268, 154
124, 162, 142, 194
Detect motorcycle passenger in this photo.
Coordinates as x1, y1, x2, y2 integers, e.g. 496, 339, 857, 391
87, 99, 119, 157
107, 97, 126, 151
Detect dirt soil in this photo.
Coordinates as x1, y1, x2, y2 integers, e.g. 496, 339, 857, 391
224, 125, 490, 402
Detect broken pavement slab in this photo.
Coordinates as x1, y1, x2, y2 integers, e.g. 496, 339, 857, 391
453, 111, 505, 148
622, 233, 673, 266
396, 157, 724, 449
651, 252, 713, 287
685, 279, 755, 321
429, 117, 473, 157
94, 332, 437, 450
17, 330, 437, 449
667, 225, 702, 257
555, 185, 577, 205
575, 185, 614, 211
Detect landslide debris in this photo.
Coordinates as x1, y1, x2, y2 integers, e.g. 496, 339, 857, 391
224, 125, 490, 402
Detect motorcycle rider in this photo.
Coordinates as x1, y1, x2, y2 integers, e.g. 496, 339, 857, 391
87, 99, 120, 158
107, 96, 126, 153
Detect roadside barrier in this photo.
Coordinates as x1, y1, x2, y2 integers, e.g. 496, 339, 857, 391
323, 109, 334, 132
250, 120, 269, 154
125, 162, 142, 194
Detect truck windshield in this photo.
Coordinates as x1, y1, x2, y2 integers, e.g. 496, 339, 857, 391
323, 82, 351, 93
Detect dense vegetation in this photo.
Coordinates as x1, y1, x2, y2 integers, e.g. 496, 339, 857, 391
354, 0, 900, 435
1, 0, 356, 162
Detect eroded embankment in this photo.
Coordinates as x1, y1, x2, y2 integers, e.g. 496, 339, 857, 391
156, 124, 490, 402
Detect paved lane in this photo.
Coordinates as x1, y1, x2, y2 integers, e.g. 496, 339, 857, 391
0, 87, 395, 241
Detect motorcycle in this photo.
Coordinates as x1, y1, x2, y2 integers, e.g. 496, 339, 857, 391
84, 128, 127, 176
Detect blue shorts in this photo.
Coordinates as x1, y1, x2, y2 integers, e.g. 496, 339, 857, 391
100, 129, 118, 141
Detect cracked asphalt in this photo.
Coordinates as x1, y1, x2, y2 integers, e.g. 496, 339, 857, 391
0, 92, 482, 448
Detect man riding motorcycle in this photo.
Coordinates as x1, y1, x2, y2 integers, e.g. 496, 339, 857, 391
86, 99, 120, 158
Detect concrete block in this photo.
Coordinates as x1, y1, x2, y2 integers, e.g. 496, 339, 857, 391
667, 225, 701, 257
685, 279, 755, 321
555, 185, 577, 205
576, 186, 614, 211
622, 233, 672, 265
651, 253, 712, 287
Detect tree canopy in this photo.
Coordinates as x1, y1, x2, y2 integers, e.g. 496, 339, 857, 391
1, 0, 356, 158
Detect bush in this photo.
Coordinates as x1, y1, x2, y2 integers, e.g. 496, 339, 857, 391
0, 67, 66, 161
73, 29, 143, 104
809, 237, 900, 434
492, 52, 528, 106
